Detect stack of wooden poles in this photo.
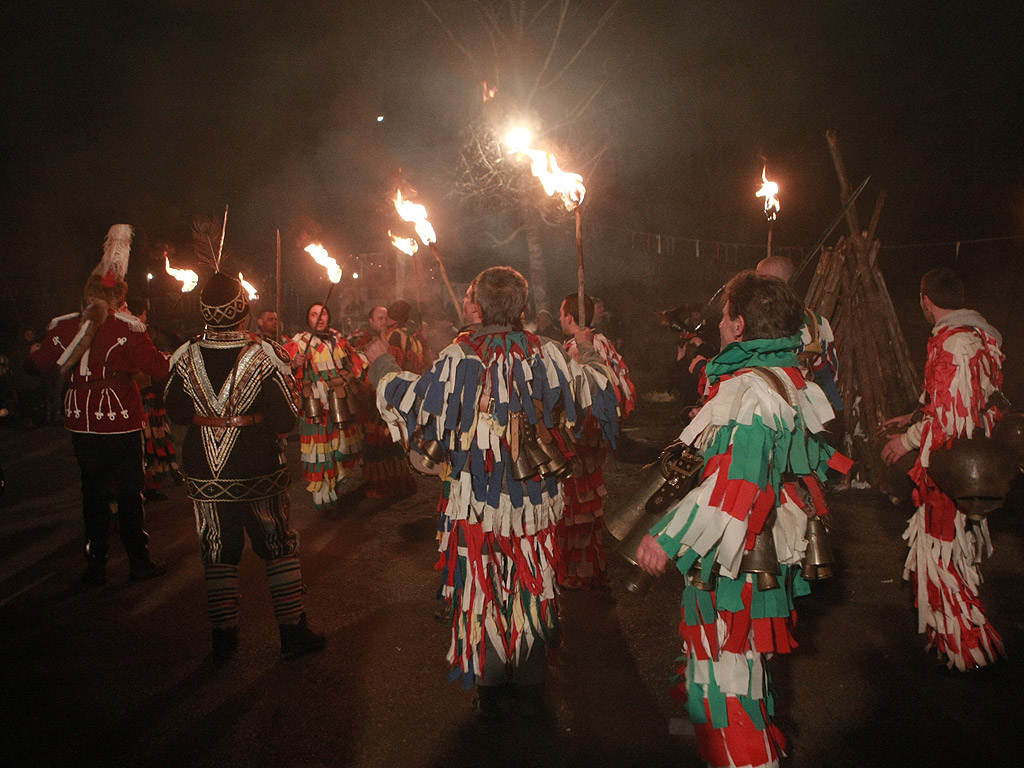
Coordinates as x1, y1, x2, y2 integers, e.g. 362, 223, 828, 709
803, 132, 920, 486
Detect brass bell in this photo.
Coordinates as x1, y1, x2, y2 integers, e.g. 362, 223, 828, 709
801, 515, 835, 580
535, 421, 571, 478
302, 383, 323, 420
740, 524, 780, 591
411, 429, 446, 476
687, 560, 716, 591
510, 415, 548, 481
327, 386, 351, 425
928, 437, 1020, 520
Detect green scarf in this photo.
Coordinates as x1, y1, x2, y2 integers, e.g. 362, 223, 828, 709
704, 334, 801, 385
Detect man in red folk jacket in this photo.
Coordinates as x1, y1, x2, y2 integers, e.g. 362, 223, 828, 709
31, 225, 169, 586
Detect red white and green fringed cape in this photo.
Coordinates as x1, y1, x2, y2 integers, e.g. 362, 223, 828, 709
376, 327, 618, 687
649, 335, 851, 768
559, 332, 637, 588
284, 331, 367, 512
903, 318, 1005, 671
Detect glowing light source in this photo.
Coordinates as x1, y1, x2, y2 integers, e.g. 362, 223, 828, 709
504, 128, 586, 211
389, 230, 419, 256
164, 256, 198, 293
393, 191, 437, 246
756, 166, 780, 221
304, 243, 343, 284
238, 272, 259, 301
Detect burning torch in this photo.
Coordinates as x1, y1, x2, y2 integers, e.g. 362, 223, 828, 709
393, 191, 462, 322
389, 230, 423, 316
301, 243, 343, 353
505, 127, 587, 323
756, 165, 780, 260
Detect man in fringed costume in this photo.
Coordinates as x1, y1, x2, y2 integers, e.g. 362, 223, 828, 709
385, 299, 426, 374
364, 266, 619, 719
30, 225, 169, 586
285, 303, 367, 514
128, 298, 180, 501
637, 271, 851, 768
165, 272, 325, 662
556, 292, 636, 589
350, 305, 416, 501
882, 267, 1005, 671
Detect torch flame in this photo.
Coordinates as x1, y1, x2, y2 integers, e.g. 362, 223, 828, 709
389, 230, 419, 256
304, 243, 343, 284
164, 256, 199, 293
393, 191, 437, 246
504, 128, 586, 211
756, 165, 780, 221
238, 272, 259, 301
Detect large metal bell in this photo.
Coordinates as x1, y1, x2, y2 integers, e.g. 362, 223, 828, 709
801, 516, 835, 580
928, 437, 1020, 520
302, 387, 323, 420
509, 416, 548, 481
740, 525, 780, 591
327, 386, 352, 425
536, 424, 571, 478
409, 428, 445, 476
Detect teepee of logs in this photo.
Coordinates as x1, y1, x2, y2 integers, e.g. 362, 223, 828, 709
804, 131, 920, 485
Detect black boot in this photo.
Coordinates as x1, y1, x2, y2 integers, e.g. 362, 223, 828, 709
472, 682, 513, 720
80, 558, 107, 586
128, 556, 166, 581
279, 613, 326, 658
212, 626, 240, 663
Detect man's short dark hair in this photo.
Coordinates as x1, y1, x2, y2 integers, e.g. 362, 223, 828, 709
920, 267, 964, 310
723, 270, 803, 340
127, 298, 149, 316
258, 308, 276, 319
388, 300, 411, 325
469, 267, 528, 326
306, 302, 330, 325
561, 293, 594, 327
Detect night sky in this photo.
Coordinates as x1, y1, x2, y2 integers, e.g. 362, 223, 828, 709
2, 1, 1022, 335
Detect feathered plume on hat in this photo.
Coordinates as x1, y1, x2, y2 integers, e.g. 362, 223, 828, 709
60, 224, 134, 374
194, 205, 250, 329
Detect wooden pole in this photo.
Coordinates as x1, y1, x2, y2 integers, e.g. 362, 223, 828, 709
766, 220, 774, 261
428, 243, 463, 323
276, 229, 282, 338
575, 206, 586, 327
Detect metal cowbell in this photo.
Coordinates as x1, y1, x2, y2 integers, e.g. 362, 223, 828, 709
802, 515, 835, 580
740, 525, 780, 591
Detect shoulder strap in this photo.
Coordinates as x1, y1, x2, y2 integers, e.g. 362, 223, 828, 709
746, 366, 795, 407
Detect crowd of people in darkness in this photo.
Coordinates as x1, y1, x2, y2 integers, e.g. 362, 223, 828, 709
11, 220, 1013, 768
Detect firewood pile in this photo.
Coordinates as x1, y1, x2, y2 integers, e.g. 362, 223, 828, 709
804, 132, 920, 486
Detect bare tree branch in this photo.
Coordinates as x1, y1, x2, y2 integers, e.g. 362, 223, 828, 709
420, 0, 479, 75
541, 0, 620, 89
528, 0, 569, 104
484, 225, 525, 248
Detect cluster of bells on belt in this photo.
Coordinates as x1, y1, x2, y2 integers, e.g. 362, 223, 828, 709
303, 381, 356, 425
684, 514, 835, 592
407, 411, 579, 480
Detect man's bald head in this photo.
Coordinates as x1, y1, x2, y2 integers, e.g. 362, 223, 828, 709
756, 255, 795, 283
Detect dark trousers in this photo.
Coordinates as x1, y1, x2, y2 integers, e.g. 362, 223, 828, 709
481, 634, 547, 688
70, 431, 149, 562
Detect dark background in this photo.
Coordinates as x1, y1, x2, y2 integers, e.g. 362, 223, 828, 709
2, 1, 1022, 390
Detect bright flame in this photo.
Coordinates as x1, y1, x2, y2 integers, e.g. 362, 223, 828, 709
393, 191, 437, 246
389, 229, 419, 256
238, 272, 259, 301
304, 243, 343, 284
756, 165, 780, 221
164, 256, 198, 293
504, 128, 586, 211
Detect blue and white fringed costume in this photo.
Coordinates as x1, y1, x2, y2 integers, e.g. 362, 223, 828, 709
370, 326, 618, 686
